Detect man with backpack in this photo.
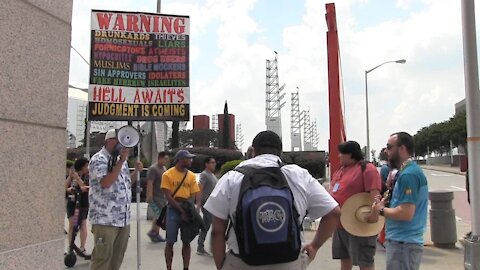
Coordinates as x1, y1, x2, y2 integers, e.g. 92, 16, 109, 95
330, 141, 382, 270
205, 131, 341, 269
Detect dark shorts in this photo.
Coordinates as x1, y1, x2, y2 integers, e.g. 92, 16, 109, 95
66, 203, 88, 221
332, 228, 377, 267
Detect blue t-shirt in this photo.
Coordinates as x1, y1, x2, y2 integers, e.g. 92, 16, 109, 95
380, 165, 391, 183
386, 162, 428, 244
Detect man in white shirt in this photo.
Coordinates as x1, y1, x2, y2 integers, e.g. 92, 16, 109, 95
204, 131, 341, 270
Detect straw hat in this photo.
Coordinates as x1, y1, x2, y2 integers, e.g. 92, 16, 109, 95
340, 193, 385, 237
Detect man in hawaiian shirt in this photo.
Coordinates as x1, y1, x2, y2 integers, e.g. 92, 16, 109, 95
88, 129, 143, 270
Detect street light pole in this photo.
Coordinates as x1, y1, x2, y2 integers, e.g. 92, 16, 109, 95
461, 0, 480, 268
364, 59, 406, 161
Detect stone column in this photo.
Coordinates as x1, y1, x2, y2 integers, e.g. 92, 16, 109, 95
0, 0, 72, 269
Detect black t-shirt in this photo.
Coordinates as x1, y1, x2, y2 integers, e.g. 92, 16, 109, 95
67, 175, 89, 209
79, 175, 89, 208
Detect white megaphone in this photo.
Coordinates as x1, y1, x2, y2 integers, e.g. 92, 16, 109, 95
117, 125, 140, 148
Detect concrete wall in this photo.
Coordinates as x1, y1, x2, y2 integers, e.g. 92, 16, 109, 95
427, 155, 464, 166
0, 0, 72, 269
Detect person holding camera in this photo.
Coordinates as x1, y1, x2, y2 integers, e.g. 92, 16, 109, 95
88, 129, 143, 270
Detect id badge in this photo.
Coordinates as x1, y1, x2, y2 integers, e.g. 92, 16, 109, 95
332, 183, 340, 192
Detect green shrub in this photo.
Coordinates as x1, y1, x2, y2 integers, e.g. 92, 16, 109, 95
220, 160, 243, 176
281, 151, 326, 178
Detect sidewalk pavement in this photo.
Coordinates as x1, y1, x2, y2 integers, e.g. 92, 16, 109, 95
422, 165, 466, 176
66, 203, 467, 270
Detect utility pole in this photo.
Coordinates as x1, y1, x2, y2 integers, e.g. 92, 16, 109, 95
461, 0, 480, 268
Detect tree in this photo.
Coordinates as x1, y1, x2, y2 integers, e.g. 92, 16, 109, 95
168, 129, 219, 148
171, 121, 180, 149
413, 111, 467, 157
222, 101, 231, 149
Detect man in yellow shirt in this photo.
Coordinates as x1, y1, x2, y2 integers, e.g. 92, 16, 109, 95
161, 150, 201, 270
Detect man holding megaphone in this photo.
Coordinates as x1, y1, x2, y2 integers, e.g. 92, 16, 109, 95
88, 128, 143, 270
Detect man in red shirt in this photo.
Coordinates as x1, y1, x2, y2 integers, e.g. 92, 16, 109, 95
330, 141, 382, 270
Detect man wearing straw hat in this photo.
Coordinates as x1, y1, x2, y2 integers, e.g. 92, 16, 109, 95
372, 132, 428, 270
330, 141, 382, 270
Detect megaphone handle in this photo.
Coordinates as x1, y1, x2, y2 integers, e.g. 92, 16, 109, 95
136, 139, 141, 270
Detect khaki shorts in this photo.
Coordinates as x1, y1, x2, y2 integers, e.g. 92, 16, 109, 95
332, 228, 376, 267
221, 252, 311, 270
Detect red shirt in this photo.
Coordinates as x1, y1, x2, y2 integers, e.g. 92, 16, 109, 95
330, 162, 382, 207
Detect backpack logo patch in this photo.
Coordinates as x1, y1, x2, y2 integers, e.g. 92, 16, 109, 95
256, 202, 286, 232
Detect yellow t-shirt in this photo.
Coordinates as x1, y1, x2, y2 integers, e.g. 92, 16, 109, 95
161, 167, 199, 199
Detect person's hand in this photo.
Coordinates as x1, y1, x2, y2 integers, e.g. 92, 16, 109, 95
72, 170, 80, 180
119, 148, 129, 162
134, 161, 143, 172
66, 187, 74, 193
302, 242, 319, 261
81, 186, 89, 192
68, 167, 75, 178
181, 212, 189, 222
196, 205, 202, 214
372, 197, 386, 213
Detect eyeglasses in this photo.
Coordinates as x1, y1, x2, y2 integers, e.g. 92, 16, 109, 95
386, 144, 395, 150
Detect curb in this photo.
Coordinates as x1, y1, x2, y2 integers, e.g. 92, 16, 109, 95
421, 166, 466, 176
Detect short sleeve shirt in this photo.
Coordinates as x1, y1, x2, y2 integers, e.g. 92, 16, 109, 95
204, 154, 338, 254
330, 162, 382, 207
199, 170, 218, 206
386, 162, 428, 244
88, 147, 132, 227
147, 164, 167, 205
161, 167, 199, 199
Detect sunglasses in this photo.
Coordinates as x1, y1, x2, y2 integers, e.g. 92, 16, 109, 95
386, 144, 395, 150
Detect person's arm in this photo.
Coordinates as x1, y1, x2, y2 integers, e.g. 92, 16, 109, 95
146, 168, 154, 203
162, 188, 187, 219
373, 173, 419, 221
195, 191, 202, 212
65, 171, 73, 193
100, 148, 129, 188
364, 164, 382, 223
211, 217, 228, 269
130, 161, 143, 184
303, 207, 341, 260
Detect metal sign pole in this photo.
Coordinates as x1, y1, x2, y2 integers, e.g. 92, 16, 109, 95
136, 122, 142, 270
461, 0, 480, 268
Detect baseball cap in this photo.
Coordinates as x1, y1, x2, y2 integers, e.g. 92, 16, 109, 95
338, 141, 364, 160
174, 150, 196, 161
105, 129, 117, 141
252, 131, 283, 151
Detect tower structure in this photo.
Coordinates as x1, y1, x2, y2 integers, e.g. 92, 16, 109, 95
265, 51, 286, 139
211, 114, 219, 131
303, 109, 314, 151
312, 119, 319, 150
235, 123, 244, 150
291, 88, 302, 151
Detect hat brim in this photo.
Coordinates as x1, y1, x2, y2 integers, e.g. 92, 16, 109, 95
340, 193, 385, 237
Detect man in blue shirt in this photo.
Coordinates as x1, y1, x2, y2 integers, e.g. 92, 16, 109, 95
373, 132, 428, 270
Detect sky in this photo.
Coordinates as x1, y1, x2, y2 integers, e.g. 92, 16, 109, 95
69, 0, 473, 154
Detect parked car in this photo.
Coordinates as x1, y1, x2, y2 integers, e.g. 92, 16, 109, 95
130, 168, 148, 202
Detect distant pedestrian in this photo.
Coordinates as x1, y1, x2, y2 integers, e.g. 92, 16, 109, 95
65, 157, 90, 253
330, 141, 382, 270
161, 150, 202, 270
197, 156, 218, 255
88, 129, 143, 270
146, 151, 169, 243
373, 132, 428, 270
205, 131, 340, 270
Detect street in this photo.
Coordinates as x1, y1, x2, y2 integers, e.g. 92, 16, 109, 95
66, 169, 469, 270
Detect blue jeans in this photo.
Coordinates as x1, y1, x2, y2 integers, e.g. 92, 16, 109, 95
165, 205, 189, 244
197, 208, 212, 248
386, 240, 423, 270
